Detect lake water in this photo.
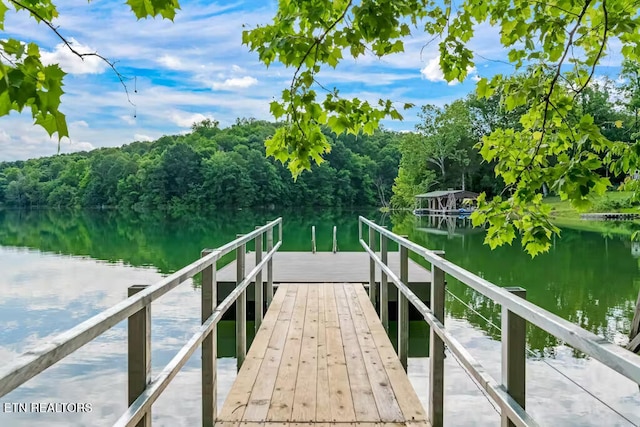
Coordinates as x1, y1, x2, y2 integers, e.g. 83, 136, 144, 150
0, 209, 638, 426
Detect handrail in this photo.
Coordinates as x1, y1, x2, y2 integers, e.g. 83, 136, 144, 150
114, 240, 282, 427
359, 216, 640, 384
0, 217, 282, 400
359, 216, 640, 427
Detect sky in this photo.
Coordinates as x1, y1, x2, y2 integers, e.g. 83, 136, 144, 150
0, 0, 626, 161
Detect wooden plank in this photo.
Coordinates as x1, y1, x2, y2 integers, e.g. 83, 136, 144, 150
243, 292, 296, 421
315, 285, 332, 423
267, 284, 309, 421
325, 283, 356, 422
343, 283, 404, 423
352, 284, 427, 423
218, 285, 294, 422
291, 285, 319, 421
333, 283, 379, 422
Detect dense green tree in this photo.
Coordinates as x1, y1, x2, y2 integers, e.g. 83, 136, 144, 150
244, 0, 640, 255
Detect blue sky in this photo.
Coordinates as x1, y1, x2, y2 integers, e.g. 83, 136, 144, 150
0, 0, 625, 161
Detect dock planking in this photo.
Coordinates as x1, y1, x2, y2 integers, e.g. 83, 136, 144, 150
216, 283, 430, 426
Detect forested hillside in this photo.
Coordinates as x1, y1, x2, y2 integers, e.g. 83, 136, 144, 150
2, 78, 630, 213
0, 119, 404, 212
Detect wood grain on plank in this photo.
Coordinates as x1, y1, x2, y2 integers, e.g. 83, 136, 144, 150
325, 283, 356, 422
267, 284, 309, 421
291, 285, 319, 421
343, 283, 404, 423
217, 285, 293, 422
333, 283, 379, 422
315, 284, 332, 423
352, 284, 428, 423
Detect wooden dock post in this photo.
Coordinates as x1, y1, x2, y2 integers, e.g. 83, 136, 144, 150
627, 290, 640, 354
502, 287, 527, 427
311, 226, 316, 253
266, 222, 274, 307
430, 255, 446, 427
127, 284, 151, 427
201, 250, 217, 426
380, 226, 389, 331
369, 222, 377, 308
398, 236, 409, 371
255, 226, 263, 331
236, 234, 246, 371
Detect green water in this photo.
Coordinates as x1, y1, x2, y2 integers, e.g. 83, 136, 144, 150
0, 208, 638, 426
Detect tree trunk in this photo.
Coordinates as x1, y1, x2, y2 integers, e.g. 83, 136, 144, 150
461, 171, 465, 191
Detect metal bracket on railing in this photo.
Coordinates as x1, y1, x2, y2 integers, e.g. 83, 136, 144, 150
332, 226, 338, 253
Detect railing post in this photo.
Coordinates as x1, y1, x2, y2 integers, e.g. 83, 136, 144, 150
311, 226, 316, 253
255, 226, 263, 331
430, 256, 446, 427
369, 223, 377, 308
502, 287, 527, 427
380, 226, 389, 330
333, 225, 337, 253
201, 250, 217, 427
398, 236, 409, 371
236, 234, 246, 371
266, 222, 274, 307
127, 284, 151, 427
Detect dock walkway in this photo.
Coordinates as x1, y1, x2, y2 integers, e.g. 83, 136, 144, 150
216, 283, 429, 426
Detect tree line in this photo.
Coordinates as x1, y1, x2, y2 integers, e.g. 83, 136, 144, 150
1, 77, 632, 213
0, 119, 404, 212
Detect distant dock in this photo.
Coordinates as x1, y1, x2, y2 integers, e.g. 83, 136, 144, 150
580, 212, 640, 220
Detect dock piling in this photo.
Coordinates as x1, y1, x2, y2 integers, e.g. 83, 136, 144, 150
380, 226, 389, 331
127, 284, 151, 427
501, 287, 527, 427
398, 236, 409, 371
430, 255, 446, 427
255, 227, 263, 331
236, 234, 246, 371
201, 249, 217, 426
369, 222, 377, 308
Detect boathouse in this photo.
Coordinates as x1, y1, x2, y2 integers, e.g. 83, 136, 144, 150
414, 189, 478, 215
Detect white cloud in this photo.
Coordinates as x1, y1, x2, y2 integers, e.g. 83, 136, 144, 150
420, 56, 478, 85
134, 134, 153, 142
169, 111, 215, 128
40, 38, 108, 74
212, 76, 258, 90
120, 115, 137, 125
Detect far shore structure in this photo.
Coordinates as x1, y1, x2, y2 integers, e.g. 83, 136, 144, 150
414, 190, 479, 215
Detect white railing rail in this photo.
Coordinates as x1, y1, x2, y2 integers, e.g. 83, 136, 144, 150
0, 217, 283, 427
359, 216, 640, 427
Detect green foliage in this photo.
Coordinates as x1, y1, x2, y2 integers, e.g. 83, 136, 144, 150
0, 0, 181, 141
0, 119, 402, 210
246, 0, 640, 256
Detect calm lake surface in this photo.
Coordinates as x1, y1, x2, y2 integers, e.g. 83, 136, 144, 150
0, 208, 638, 426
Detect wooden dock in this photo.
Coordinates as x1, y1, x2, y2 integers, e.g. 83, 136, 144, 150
216, 283, 430, 426
580, 212, 640, 220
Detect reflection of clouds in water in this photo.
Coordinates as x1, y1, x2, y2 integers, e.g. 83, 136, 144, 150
409, 317, 640, 427
0, 248, 237, 426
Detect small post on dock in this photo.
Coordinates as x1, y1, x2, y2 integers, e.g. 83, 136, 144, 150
380, 226, 389, 331
501, 287, 527, 427
430, 255, 446, 427
369, 222, 377, 308
311, 226, 316, 254
266, 223, 274, 307
127, 284, 151, 427
398, 236, 409, 371
333, 226, 337, 253
255, 226, 263, 331
201, 250, 217, 426
236, 234, 246, 371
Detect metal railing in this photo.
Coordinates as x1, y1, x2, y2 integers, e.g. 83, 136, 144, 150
359, 216, 640, 427
311, 225, 316, 253
0, 218, 283, 427
332, 225, 338, 253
